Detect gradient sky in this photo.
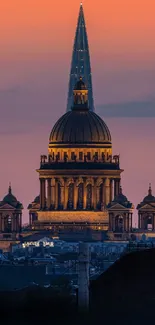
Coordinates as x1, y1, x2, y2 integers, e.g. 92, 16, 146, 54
0, 0, 155, 224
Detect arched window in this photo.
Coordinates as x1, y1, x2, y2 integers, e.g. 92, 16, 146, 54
115, 215, 124, 232
144, 215, 153, 230
68, 183, 74, 210
86, 184, 92, 210
77, 183, 84, 210
58, 183, 62, 209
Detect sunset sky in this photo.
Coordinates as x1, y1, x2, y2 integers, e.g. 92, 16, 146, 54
0, 0, 155, 223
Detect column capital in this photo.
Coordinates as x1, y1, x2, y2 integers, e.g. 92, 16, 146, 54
105, 178, 110, 186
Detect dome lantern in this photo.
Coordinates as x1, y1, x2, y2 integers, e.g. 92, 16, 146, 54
73, 77, 88, 109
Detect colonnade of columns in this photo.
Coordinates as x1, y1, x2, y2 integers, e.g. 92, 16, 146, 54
39, 177, 121, 211
0, 213, 22, 232
109, 212, 133, 232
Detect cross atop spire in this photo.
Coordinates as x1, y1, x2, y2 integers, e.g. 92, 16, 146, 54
8, 182, 12, 194
148, 183, 152, 196
67, 3, 94, 112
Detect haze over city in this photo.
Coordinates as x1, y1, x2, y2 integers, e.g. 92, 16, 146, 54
0, 0, 155, 223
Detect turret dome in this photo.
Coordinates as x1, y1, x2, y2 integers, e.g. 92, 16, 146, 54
143, 185, 155, 203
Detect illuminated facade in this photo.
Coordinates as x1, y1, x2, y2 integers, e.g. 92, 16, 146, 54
0, 185, 23, 233
67, 3, 94, 112
137, 185, 155, 231
30, 77, 124, 234
27, 3, 135, 239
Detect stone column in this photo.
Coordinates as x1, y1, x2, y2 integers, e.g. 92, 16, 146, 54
105, 178, 110, 206
109, 213, 112, 231
141, 214, 145, 230
112, 215, 115, 231
29, 212, 32, 226
127, 213, 130, 232
47, 179, 51, 210
74, 180, 78, 210
40, 179, 46, 209
125, 214, 129, 232
51, 178, 55, 209
1, 216, 4, 232
12, 214, 16, 232
55, 179, 58, 210
16, 214, 20, 233
114, 179, 120, 197
138, 213, 141, 229
83, 179, 87, 210
96, 186, 100, 206
61, 185, 65, 208
14, 214, 17, 232
93, 178, 97, 209
64, 178, 68, 210
19, 213, 22, 231
152, 214, 154, 231
110, 179, 113, 202
129, 213, 132, 231
102, 180, 105, 205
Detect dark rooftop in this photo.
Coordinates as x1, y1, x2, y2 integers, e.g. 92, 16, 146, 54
40, 161, 120, 171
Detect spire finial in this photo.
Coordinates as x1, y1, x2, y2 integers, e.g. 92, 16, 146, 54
148, 183, 152, 196
8, 182, 12, 194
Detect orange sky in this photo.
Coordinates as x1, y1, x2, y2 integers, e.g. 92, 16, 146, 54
0, 0, 155, 103
1, 0, 155, 57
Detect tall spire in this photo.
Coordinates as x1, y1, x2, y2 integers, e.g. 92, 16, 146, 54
67, 3, 94, 112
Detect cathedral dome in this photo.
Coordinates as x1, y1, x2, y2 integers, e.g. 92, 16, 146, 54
1, 185, 23, 209
3, 185, 17, 205
49, 109, 111, 145
107, 187, 134, 209
143, 185, 155, 203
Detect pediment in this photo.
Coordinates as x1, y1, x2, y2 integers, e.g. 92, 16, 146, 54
0, 203, 15, 210
32, 203, 40, 209
139, 204, 155, 210
108, 203, 127, 210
